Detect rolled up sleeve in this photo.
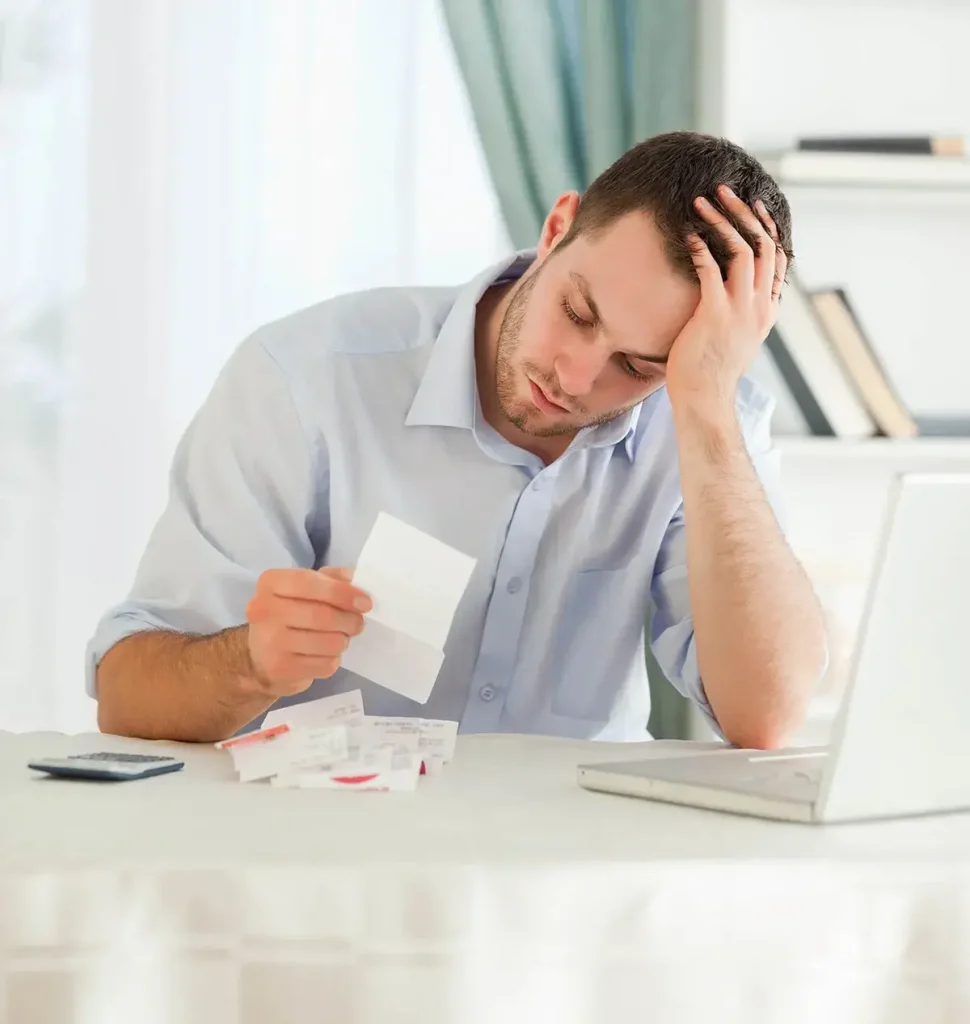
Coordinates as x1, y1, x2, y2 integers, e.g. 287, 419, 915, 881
648, 384, 787, 737
85, 334, 326, 697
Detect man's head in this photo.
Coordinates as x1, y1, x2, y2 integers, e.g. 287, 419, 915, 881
492, 131, 794, 438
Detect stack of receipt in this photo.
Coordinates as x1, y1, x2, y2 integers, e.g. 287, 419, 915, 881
215, 689, 457, 792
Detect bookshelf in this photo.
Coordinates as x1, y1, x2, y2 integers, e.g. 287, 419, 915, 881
758, 151, 970, 190
777, 436, 970, 464
688, 0, 970, 744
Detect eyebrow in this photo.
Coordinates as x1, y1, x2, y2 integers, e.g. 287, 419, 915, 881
569, 272, 669, 365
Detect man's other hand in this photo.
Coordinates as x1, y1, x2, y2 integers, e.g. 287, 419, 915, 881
244, 566, 372, 696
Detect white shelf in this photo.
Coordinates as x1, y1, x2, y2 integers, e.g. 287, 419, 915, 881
776, 437, 970, 462
758, 151, 970, 190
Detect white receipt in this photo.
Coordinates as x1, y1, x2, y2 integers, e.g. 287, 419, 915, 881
417, 718, 458, 768
225, 731, 291, 784
292, 750, 422, 791
357, 716, 457, 765
263, 689, 365, 731
232, 692, 460, 789
284, 725, 349, 770
352, 716, 422, 756
341, 513, 477, 703
230, 725, 348, 785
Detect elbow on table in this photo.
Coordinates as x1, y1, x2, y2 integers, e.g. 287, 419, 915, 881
96, 703, 121, 737
715, 684, 814, 751
94, 644, 147, 740
95, 674, 130, 738
708, 651, 824, 750
721, 717, 792, 751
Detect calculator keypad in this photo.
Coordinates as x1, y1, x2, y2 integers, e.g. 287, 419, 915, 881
67, 752, 175, 764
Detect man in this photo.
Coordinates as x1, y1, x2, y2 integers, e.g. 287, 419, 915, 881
91, 131, 827, 747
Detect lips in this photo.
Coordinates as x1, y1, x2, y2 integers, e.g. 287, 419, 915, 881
529, 378, 568, 414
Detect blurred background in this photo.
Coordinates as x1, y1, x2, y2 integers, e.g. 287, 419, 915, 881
3, 0, 969, 739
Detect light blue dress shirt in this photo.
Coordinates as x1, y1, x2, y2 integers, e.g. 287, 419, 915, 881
87, 251, 782, 741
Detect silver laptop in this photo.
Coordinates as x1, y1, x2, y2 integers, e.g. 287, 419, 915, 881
578, 472, 970, 824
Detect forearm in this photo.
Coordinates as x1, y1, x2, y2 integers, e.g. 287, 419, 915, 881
96, 627, 275, 743
673, 400, 826, 749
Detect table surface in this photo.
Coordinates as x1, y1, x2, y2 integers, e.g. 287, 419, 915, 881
3, 729, 970, 870
3, 732, 970, 1024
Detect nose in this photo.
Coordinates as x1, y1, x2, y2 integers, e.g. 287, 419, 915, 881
554, 340, 609, 398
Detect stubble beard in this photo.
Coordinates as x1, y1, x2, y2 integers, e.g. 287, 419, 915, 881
493, 271, 639, 438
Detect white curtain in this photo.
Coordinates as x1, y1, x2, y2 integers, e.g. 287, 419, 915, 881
1, 0, 510, 733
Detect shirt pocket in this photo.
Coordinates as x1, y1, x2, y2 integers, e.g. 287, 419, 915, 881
548, 568, 637, 722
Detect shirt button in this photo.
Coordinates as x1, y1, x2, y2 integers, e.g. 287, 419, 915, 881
480, 685, 496, 702
532, 477, 543, 491
506, 576, 523, 594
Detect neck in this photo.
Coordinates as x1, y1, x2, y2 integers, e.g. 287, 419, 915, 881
473, 278, 576, 464
473, 280, 512, 429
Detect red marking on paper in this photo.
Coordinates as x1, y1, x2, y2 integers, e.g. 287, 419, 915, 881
215, 724, 290, 750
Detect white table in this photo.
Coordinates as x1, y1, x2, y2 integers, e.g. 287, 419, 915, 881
2, 731, 969, 1024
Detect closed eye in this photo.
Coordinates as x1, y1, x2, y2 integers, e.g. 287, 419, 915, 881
563, 294, 660, 382
561, 297, 594, 328
619, 356, 653, 381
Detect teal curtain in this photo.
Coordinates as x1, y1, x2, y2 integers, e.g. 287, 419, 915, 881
441, 0, 697, 738
440, 0, 697, 248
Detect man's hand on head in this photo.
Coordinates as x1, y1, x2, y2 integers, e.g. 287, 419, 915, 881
665, 185, 787, 417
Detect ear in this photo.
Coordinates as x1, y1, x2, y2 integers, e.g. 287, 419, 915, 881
536, 191, 580, 258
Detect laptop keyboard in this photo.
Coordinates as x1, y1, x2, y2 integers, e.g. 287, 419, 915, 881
67, 752, 176, 763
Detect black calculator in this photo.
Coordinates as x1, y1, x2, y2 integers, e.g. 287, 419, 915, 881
27, 751, 185, 781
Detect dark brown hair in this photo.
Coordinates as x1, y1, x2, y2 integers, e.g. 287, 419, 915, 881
561, 131, 793, 281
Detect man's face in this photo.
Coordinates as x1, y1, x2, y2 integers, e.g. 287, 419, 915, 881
494, 210, 700, 437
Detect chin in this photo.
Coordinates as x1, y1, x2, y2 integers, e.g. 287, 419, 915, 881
499, 396, 539, 432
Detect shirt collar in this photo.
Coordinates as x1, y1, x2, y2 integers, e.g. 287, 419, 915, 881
405, 249, 642, 462
405, 251, 533, 431
580, 403, 643, 461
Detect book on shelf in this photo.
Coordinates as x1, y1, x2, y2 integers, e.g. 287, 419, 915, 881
748, 344, 811, 436
757, 276, 876, 438
810, 289, 918, 439
913, 416, 970, 437
796, 135, 964, 157
751, 280, 970, 442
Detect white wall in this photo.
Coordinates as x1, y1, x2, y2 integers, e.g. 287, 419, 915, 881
3, 0, 511, 732
720, 1, 970, 150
